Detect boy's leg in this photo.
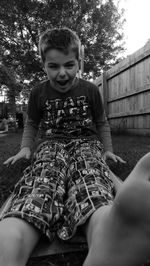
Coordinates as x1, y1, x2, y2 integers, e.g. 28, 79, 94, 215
83, 152, 150, 266
0, 140, 67, 265
0, 217, 40, 266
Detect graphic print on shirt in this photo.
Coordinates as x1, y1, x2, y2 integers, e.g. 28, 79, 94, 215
42, 96, 93, 136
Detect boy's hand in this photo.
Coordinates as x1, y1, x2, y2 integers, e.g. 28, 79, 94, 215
3, 147, 31, 166
103, 151, 126, 163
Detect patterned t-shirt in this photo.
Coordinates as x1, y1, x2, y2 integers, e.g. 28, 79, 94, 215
21, 78, 112, 151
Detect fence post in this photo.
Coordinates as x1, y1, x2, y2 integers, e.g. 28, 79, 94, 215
102, 71, 108, 116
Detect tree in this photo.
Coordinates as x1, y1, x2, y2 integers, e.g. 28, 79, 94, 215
0, 0, 125, 95
0, 62, 24, 116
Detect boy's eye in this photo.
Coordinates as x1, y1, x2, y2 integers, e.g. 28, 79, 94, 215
65, 63, 75, 68
47, 62, 75, 69
48, 65, 58, 69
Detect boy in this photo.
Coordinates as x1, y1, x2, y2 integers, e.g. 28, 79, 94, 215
2, 28, 150, 266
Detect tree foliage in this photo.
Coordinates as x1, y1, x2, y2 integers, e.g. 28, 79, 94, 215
0, 63, 24, 115
0, 0, 125, 99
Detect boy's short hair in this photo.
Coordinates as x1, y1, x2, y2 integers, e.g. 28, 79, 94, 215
39, 27, 81, 64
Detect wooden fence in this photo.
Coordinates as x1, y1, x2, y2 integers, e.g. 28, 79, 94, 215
94, 41, 150, 136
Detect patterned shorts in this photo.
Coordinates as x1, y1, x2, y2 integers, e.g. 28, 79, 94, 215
1, 138, 114, 241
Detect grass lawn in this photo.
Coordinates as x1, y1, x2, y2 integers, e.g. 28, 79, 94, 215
0, 131, 150, 266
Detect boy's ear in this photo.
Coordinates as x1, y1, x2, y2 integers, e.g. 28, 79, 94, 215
79, 57, 84, 74
43, 66, 47, 74
78, 58, 81, 70
41, 61, 46, 73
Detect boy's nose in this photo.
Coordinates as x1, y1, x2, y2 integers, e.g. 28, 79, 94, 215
59, 67, 66, 77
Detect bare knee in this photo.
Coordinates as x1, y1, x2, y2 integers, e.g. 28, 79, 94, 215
114, 152, 150, 226
114, 178, 150, 226
0, 225, 25, 263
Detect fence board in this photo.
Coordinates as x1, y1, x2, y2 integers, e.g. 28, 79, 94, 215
94, 42, 150, 136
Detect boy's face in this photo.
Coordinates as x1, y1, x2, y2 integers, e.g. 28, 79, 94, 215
44, 49, 79, 93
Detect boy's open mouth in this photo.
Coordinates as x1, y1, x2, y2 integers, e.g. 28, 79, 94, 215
57, 80, 69, 86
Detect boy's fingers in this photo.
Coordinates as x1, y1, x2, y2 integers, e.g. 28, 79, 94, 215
11, 155, 22, 164
118, 157, 126, 163
11, 158, 17, 165
4, 156, 19, 165
112, 156, 118, 163
116, 156, 126, 163
3, 157, 14, 165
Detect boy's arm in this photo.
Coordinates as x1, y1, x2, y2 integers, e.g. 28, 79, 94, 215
97, 119, 113, 152
4, 117, 39, 166
92, 84, 125, 163
21, 117, 39, 150
96, 112, 113, 153
92, 85, 113, 152
96, 113, 126, 163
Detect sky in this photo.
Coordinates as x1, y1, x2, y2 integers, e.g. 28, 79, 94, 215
118, 0, 150, 56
